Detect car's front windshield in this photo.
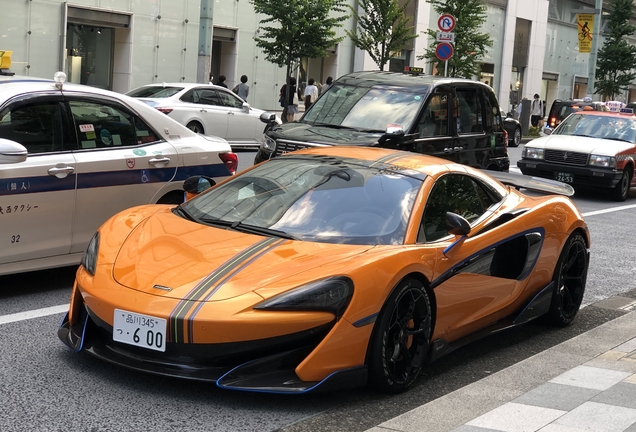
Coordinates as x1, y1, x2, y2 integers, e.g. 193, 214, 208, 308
126, 86, 183, 98
302, 83, 427, 132
555, 113, 636, 142
180, 157, 423, 245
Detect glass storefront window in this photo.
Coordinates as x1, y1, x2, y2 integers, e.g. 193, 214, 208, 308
66, 23, 113, 90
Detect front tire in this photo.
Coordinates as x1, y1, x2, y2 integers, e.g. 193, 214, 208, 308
368, 278, 432, 393
611, 168, 631, 201
546, 233, 588, 326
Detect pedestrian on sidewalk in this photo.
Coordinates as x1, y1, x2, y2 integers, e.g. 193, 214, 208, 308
531, 94, 543, 127
233, 75, 249, 100
321, 76, 333, 94
304, 78, 318, 110
280, 77, 299, 123
216, 75, 228, 88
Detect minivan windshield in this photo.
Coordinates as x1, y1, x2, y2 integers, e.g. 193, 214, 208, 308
302, 83, 428, 132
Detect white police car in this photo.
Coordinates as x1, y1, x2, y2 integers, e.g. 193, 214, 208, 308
0, 69, 237, 276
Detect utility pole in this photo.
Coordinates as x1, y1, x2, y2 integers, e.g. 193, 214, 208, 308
587, 0, 603, 100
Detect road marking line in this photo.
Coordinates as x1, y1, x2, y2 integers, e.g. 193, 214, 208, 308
0, 304, 68, 325
583, 203, 636, 217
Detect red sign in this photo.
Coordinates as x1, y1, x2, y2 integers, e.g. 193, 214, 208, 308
438, 14, 456, 32
436, 43, 454, 61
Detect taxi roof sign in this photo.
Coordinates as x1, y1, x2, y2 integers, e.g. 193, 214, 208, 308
0, 50, 14, 76
619, 107, 634, 115
404, 66, 424, 76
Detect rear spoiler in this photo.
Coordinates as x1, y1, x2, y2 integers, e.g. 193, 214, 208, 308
488, 171, 575, 197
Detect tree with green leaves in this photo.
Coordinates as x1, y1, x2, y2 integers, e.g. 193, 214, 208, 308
594, 0, 636, 100
251, 0, 348, 118
345, 0, 417, 71
418, 0, 492, 78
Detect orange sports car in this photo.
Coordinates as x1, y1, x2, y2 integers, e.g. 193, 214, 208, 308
58, 147, 590, 394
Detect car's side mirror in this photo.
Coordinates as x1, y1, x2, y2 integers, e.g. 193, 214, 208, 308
544, 128, 552, 135
182, 175, 216, 201
259, 112, 277, 124
0, 138, 27, 164
242, 102, 250, 113
446, 212, 471, 236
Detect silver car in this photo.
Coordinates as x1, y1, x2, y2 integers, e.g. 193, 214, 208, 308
0, 73, 237, 276
127, 83, 281, 150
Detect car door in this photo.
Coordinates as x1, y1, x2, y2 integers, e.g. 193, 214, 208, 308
411, 90, 458, 162
217, 89, 260, 146
418, 173, 530, 342
0, 94, 78, 264
453, 86, 491, 169
65, 95, 179, 254
191, 88, 229, 139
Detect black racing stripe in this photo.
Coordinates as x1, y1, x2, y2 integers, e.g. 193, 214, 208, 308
168, 237, 281, 343
186, 238, 286, 340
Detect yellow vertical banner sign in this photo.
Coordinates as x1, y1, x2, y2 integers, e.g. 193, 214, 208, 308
577, 14, 594, 53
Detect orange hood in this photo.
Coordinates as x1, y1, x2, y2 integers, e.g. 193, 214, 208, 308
112, 210, 372, 301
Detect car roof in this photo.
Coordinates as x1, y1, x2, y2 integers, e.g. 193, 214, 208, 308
130, 83, 225, 90
336, 71, 493, 92
283, 145, 479, 178
575, 111, 634, 118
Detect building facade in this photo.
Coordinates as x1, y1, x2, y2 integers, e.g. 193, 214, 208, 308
1, 0, 634, 114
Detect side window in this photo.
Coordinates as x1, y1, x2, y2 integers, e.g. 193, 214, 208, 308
180, 90, 194, 103
69, 100, 158, 148
418, 174, 493, 242
455, 89, 483, 134
418, 94, 449, 137
482, 88, 500, 131
0, 101, 65, 154
218, 90, 244, 108
199, 89, 223, 106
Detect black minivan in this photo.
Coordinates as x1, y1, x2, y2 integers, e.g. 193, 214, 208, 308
256, 71, 509, 171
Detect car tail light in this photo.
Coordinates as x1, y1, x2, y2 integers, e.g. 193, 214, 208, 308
156, 107, 173, 115
503, 129, 508, 149
220, 152, 238, 174
550, 117, 556, 127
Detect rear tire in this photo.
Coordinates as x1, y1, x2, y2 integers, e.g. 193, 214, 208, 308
187, 121, 204, 134
546, 233, 588, 326
368, 278, 432, 393
511, 127, 521, 147
611, 168, 631, 201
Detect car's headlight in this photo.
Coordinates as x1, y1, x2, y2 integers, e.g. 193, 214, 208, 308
523, 147, 544, 159
261, 136, 276, 152
81, 232, 100, 276
255, 277, 353, 320
589, 154, 616, 168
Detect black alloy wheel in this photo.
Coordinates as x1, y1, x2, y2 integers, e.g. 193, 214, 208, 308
368, 278, 432, 393
187, 121, 204, 134
611, 168, 631, 202
547, 233, 588, 326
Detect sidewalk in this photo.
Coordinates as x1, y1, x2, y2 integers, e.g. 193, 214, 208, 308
366, 302, 636, 432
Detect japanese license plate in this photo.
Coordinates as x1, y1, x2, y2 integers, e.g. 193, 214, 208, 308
555, 172, 573, 183
113, 309, 166, 352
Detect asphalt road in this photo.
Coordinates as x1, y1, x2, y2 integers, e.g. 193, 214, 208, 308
1, 148, 635, 432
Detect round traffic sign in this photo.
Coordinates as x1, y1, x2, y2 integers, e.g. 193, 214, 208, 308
438, 14, 456, 32
436, 42, 454, 61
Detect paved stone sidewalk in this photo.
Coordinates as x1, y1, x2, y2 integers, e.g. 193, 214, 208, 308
366, 310, 636, 432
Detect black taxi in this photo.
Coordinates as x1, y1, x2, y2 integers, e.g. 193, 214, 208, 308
256, 71, 510, 171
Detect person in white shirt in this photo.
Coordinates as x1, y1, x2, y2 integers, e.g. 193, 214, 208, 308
304, 78, 319, 110
531, 93, 543, 127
